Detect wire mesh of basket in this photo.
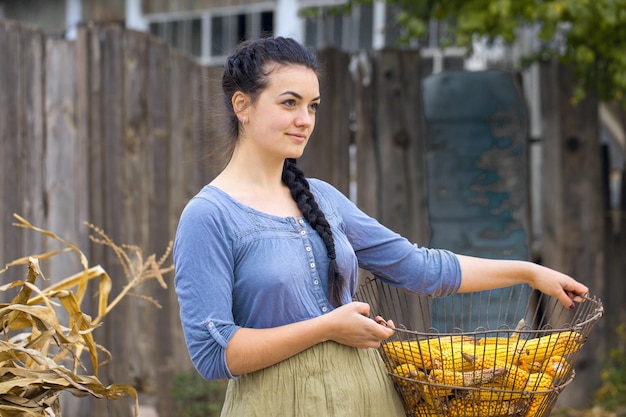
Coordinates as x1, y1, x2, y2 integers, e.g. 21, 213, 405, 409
353, 277, 604, 417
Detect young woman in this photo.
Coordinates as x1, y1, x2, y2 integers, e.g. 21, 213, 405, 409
173, 36, 589, 416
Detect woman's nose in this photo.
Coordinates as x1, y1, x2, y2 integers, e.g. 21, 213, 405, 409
295, 107, 313, 126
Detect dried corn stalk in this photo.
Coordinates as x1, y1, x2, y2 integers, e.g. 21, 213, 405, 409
0, 214, 174, 416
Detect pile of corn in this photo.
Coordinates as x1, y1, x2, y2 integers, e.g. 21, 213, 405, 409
382, 329, 585, 417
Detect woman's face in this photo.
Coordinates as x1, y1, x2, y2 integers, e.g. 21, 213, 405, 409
244, 64, 320, 160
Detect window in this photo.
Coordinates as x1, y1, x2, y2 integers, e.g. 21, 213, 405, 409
147, 8, 274, 64
303, 3, 374, 52
149, 18, 202, 57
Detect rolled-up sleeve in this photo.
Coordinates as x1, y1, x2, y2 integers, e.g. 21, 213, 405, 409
174, 196, 241, 380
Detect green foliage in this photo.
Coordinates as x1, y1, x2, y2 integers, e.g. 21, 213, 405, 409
171, 371, 228, 417
349, 0, 626, 105
594, 323, 626, 411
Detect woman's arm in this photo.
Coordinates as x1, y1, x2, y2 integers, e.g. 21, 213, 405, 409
225, 301, 393, 376
455, 254, 589, 309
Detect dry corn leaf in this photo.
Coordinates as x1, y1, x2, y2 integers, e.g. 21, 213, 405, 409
0, 214, 172, 416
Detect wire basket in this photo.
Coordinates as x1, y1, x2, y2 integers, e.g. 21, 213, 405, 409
353, 277, 604, 417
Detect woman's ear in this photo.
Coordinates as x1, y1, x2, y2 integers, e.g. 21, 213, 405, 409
232, 92, 249, 122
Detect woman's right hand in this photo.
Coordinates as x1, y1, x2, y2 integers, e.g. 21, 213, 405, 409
323, 301, 395, 349
225, 301, 395, 375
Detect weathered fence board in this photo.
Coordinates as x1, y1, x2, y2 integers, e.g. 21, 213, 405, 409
20, 24, 46, 258
603, 149, 626, 352
353, 48, 432, 330
122, 28, 157, 417
1, 21, 28, 279
45, 36, 84, 270
603, 107, 626, 351
298, 47, 352, 195
539, 58, 605, 408
356, 49, 429, 244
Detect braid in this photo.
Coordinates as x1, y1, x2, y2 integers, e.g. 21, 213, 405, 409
282, 159, 344, 307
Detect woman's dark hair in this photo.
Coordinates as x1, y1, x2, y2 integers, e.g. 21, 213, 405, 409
282, 158, 344, 307
222, 37, 345, 307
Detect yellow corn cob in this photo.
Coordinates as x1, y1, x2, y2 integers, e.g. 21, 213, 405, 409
519, 331, 584, 363
524, 373, 553, 417
383, 340, 443, 369
383, 336, 475, 370
425, 336, 476, 371
461, 352, 530, 390
447, 397, 527, 417
497, 366, 529, 391
428, 368, 507, 388
541, 355, 570, 379
425, 368, 509, 405
458, 385, 527, 402
390, 363, 423, 382
398, 387, 423, 410
392, 363, 421, 380
424, 336, 517, 372
446, 398, 477, 417
519, 359, 543, 374
390, 363, 430, 407
437, 344, 475, 371
525, 372, 553, 391
466, 342, 527, 366
411, 401, 442, 417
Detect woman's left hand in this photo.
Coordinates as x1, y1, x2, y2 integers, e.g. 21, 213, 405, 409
528, 265, 589, 309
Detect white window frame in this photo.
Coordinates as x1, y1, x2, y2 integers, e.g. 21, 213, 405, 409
143, 2, 275, 66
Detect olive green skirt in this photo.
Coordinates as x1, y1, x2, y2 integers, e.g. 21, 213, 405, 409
220, 341, 406, 417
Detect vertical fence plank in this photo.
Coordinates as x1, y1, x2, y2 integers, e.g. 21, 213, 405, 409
148, 37, 174, 416
0, 20, 46, 281
540, 58, 605, 408
19, 23, 46, 258
80, 24, 106, 274
354, 52, 379, 219
0, 20, 23, 279
44, 37, 82, 266
46, 33, 95, 417
74, 23, 101, 417
354, 50, 431, 328
157, 46, 210, 415
603, 147, 625, 352
298, 47, 352, 195
201, 65, 228, 183
368, 49, 429, 244
124, 27, 157, 412
98, 24, 136, 417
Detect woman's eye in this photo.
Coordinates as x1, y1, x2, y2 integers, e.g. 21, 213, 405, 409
310, 102, 320, 112
283, 99, 296, 107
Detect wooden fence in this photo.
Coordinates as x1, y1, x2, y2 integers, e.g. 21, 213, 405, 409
1, 19, 623, 415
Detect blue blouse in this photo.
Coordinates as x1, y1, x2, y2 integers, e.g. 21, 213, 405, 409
173, 178, 461, 380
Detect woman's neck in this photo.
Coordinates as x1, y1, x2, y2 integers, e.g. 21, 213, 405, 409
210, 154, 302, 218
